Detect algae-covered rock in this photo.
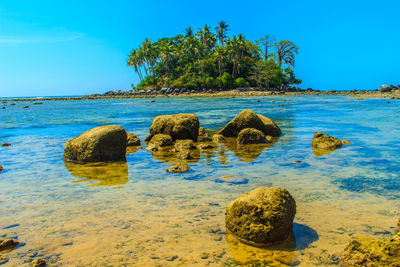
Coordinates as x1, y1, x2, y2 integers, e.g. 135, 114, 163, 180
31, 258, 46, 267
0, 239, 19, 252
312, 132, 350, 157
343, 235, 400, 266
166, 163, 190, 173
237, 128, 269, 145
212, 134, 225, 143
225, 187, 296, 244
146, 113, 200, 142
199, 127, 207, 137
197, 143, 216, 150
63, 125, 127, 162
127, 133, 141, 146
148, 134, 173, 150
217, 109, 281, 137
174, 139, 195, 151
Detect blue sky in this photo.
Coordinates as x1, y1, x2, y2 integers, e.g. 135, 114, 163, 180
1, 0, 399, 97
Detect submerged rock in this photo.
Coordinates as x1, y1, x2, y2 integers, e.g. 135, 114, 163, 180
174, 139, 195, 151
237, 128, 269, 145
148, 134, 173, 150
0, 165, 3, 173
343, 235, 400, 266
0, 239, 19, 252
215, 175, 248, 185
218, 109, 281, 138
197, 143, 216, 150
63, 125, 127, 162
212, 134, 225, 143
312, 132, 350, 156
31, 258, 46, 267
1, 143, 11, 147
146, 113, 200, 142
0, 255, 8, 265
126, 133, 141, 146
166, 163, 190, 173
225, 187, 296, 244
199, 127, 207, 137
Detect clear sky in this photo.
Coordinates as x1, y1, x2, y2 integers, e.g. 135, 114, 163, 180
1, 0, 399, 97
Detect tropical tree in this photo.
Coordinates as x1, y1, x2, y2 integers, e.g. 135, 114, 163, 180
276, 40, 299, 68
257, 35, 275, 61
215, 21, 230, 46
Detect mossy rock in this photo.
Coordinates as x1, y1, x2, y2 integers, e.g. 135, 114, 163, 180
225, 187, 296, 244
237, 128, 270, 145
174, 139, 195, 151
343, 235, 400, 266
166, 163, 190, 173
312, 132, 350, 156
127, 133, 141, 146
148, 134, 173, 149
217, 109, 281, 138
146, 113, 200, 142
212, 134, 225, 143
63, 125, 127, 162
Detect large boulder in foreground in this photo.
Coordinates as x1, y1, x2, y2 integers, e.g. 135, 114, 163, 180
343, 235, 400, 266
218, 109, 281, 138
237, 128, 270, 145
225, 187, 296, 244
312, 132, 350, 156
147, 113, 200, 142
64, 125, 127, 162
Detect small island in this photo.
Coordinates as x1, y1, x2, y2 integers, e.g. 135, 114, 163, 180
127, 21, 301, 92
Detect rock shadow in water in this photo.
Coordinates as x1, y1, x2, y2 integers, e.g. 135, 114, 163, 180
225, 223, 318, 265
64, 160, 129, 187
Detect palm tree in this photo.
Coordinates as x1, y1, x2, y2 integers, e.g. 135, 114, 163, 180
276, 40, 299, 68
158, 39, 174, 77
128, 49, 144, 82
215, 21, 230, 46
213, 46, 224, 77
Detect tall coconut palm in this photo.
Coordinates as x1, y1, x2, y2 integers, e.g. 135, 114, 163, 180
158, 39, 174, 77
276, 40, 299, 68
215, 21, 230, 46
128, 49, 144, 82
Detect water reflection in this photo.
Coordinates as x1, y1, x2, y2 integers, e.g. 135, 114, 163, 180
64, 160, 129, 187
226, 223, 318, 265
223, 138, 277, 162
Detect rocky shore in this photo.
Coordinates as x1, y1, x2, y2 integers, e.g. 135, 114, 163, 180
2, 84, 400, 102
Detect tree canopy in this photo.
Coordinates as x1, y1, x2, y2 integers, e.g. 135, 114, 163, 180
128, 22, 301, 90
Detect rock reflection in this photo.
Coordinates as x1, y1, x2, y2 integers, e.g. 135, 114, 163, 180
226, 223, 318, 265
64, 160, 129, 187
126, 145, 141, 155
150, 147, 201, 164
223, 138, 277, 162
312, 146, 335, 157
226, 230, 296, 266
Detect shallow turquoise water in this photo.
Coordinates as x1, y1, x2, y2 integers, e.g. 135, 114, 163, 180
0, 96, 399, 266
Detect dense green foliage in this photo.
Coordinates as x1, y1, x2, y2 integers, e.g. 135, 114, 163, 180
128, 22, 301, 90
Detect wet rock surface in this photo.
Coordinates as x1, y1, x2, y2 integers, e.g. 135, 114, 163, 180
63, 125, 127, 162
126, 133, 141, 146
0, 238, 19, 252
212, 134, 225, 143
237, 128, 269, 145
225, 187, 296, 244
174, 139, 195, 151
312, 132, 350, 156
218, 109, 281, 138
147, 134, 173, 150
166, 163, 190, 173
31, 258, 46, 267
146, 113, 200, 142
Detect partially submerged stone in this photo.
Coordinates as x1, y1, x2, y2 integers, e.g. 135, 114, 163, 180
312, 132, 350, 156
197, 144, 216, 150
126, 133, 141, 146
1, 143, 11, 147
31, 258, 46, 267
176, 150, 193, 160
218, 109, 281, 138
225, 187, 296, 244
174, 139, 195, 151
343, 235, 400, 266
199, 127, 207, 137
215, 175, 248, 185
0, 239, 19, 252
166, 163, 190, 173
212, 134, 225, 143
148, 134, 173, 150
146, 113, 200, 142
63, 125, 127, 162
0, 165, 3, 173
237, 128, 269, 145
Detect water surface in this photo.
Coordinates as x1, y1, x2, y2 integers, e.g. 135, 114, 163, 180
0, 96, 399, 266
